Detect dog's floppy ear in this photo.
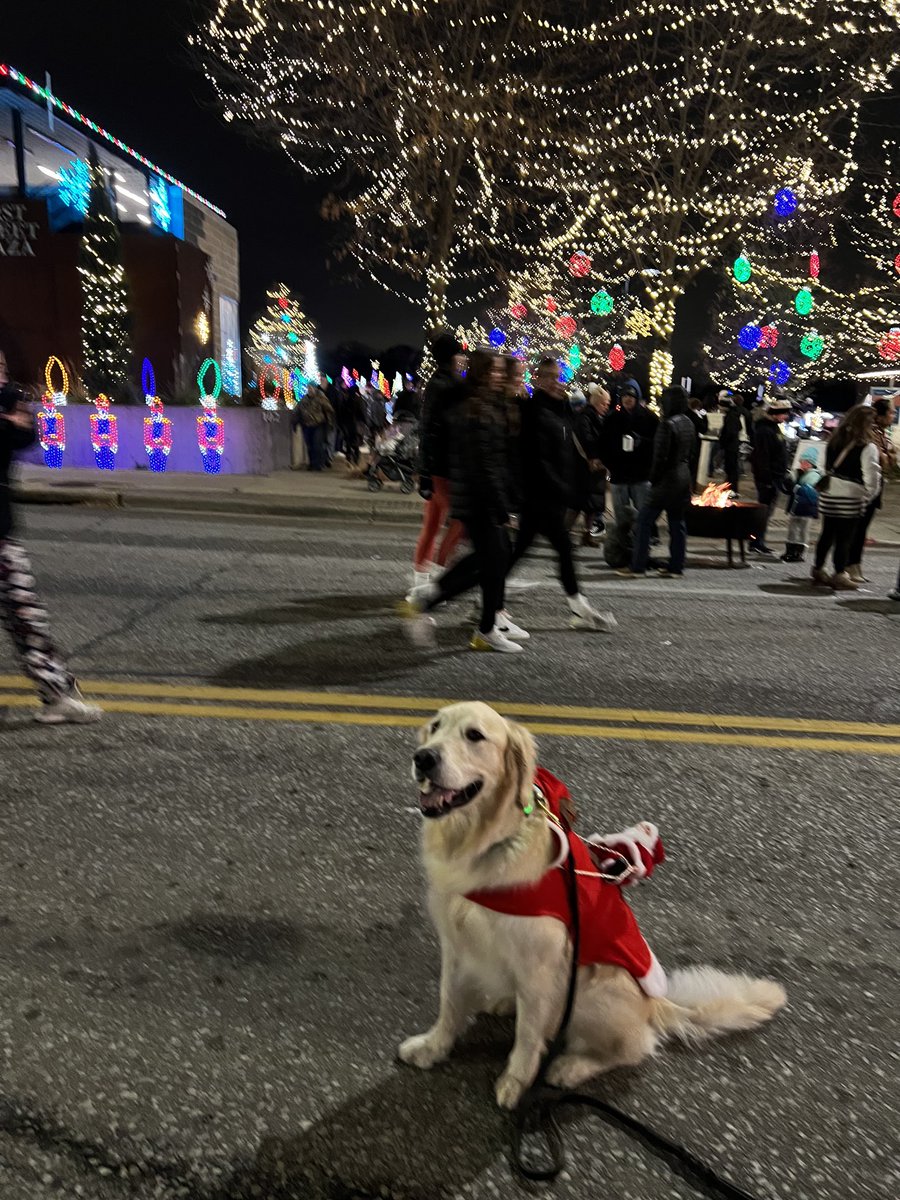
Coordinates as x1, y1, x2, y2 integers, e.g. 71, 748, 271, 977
504, 719, 537, 811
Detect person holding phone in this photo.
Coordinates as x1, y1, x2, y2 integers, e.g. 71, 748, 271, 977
0, 381, 101, 724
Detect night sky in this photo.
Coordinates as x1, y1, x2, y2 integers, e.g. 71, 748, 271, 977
5, 0, 423, 352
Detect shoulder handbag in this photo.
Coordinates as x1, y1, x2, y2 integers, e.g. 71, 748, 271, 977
814, 442, 854, 494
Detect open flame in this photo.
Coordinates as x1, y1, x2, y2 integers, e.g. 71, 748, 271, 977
692, 482, 735, 508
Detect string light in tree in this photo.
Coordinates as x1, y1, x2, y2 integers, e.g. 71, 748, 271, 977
649, 349, 674, 403
568, 252, 591, 278
197, 358, 225, 473
733, 255, 752, 283
249, 282, 316, 386
608, 344, 626, 373
89, 394, 118, 470
590, 290, 614, 315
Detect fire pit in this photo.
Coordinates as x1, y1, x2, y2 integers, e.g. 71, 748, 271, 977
685, 484, 767, 566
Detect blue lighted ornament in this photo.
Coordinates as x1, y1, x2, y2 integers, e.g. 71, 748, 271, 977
774, 188, 798, 217
280, 313, 292, 324
489, 327, 506, 348
559, 360, 574, 384
769, 360, 791, 386
738, 323, 762, 351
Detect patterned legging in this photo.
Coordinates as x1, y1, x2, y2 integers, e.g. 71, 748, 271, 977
0, 538, 75, 702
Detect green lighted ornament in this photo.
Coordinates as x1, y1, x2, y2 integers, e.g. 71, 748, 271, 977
733, 255, 752, 283
795, 288, 814, 316
800, 332, 824, 360
590, 290, 614, 315
569, 343, 582, 370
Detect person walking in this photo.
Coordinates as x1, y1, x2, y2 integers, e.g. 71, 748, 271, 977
781, 445, 822, 563
719, 393, 754, 493
402, 350, 524, 653
749, 397, 791, 555
508, 358, 615, 631
812, 405, 882, 591
571, 383, 610, 543
600, 382, 658, 529
0, 383, 101, 724
410, 334, 467, 593
617, 386, 697, 579
846, 397, 896, 583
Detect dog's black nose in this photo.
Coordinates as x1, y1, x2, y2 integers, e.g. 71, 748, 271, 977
414, 747, 440, 775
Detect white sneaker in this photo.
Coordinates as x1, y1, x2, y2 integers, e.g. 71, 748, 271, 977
34, 691, 102, 725
406, 570, 434, 603
495, 610, 530, 641
470, 628, 524, 654
407, 581, 439, 607
397, 599, 437, 648
567, 593, 617, 633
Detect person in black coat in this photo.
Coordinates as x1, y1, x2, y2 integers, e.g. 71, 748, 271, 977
571, 384, 610, 541
599, 383, 659, 526
0, 382, 100, 723
410, 334, 466, 589
750, 398, 791, 555
405, 350, 524, 652
507, 358, 615, 631
719, 394, 754, 492
618, 386, 697, 578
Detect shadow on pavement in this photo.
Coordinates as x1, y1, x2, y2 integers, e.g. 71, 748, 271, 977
836, 598, 900, 615
201, 593, 402, 627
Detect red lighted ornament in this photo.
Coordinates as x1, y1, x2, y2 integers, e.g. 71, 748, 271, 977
568, 251, 591, 278
893, 192, 900, 219
546, 296, 557, 313
760, 324, 779, 349
878, 329, 900, 361
608, 344, 626, 372
510, 303, 528, 320
555, 314, 577, 338
809, 251, 820, 278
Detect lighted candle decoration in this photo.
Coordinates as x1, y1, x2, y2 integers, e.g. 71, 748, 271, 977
259, 365, 282, 411
141, 358, 172, 472
89, 394, 118, 470
196, 358, 225, 474
38, 356, 69, 469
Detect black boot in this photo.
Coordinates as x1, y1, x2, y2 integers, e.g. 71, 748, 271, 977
780, 543, 799, 562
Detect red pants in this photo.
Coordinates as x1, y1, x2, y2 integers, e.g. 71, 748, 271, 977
414, 476, 464, 570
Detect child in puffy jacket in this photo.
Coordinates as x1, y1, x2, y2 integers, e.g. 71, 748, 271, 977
781, 445, 822, 563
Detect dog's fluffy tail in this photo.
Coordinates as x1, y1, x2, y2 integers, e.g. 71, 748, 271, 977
651, 966, 786, 1044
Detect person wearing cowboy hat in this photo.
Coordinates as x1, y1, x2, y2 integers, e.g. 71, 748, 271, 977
749, 396, 792, 556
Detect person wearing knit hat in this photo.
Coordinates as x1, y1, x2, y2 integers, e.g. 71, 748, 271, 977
409, 332, 467, 596
781, 443, 823, 562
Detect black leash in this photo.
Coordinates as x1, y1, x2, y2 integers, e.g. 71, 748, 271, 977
510, 827, 762, 1200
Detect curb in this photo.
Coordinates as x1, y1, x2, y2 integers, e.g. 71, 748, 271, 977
15, 486, 423, 525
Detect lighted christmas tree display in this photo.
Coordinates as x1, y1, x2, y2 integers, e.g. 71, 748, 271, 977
77, 152, 131, 393
248, 283, 317, 405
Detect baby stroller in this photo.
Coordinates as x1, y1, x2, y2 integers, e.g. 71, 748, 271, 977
365, 420, 419, 493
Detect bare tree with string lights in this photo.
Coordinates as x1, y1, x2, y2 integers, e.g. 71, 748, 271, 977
513, 1, 900, 398
191, 1, 603, 332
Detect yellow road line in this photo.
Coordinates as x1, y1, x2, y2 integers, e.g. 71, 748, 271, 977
0, 674, 898, 740
2, 692, 898, 756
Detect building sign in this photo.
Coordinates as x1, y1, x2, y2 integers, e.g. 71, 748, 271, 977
0, 203, 39, 256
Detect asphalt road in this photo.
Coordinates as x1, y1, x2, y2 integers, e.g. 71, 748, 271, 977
1, 507, 898, 1200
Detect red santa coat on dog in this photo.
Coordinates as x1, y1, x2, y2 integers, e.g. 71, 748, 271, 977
465, 767, 668, 998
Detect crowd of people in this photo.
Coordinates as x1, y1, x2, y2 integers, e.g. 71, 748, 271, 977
399, 335, 900, 653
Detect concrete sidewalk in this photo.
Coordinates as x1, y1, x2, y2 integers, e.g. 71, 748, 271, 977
14, 460, 900, 545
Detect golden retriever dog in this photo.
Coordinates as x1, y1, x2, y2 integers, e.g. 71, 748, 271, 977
399, 701, 786, 1109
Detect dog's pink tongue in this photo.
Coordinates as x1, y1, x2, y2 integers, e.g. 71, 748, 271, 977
420, 786, 455, 812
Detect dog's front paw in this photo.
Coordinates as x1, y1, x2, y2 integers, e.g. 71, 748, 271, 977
495, 1069, 527, 1109
398, 1032, 447, 1070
